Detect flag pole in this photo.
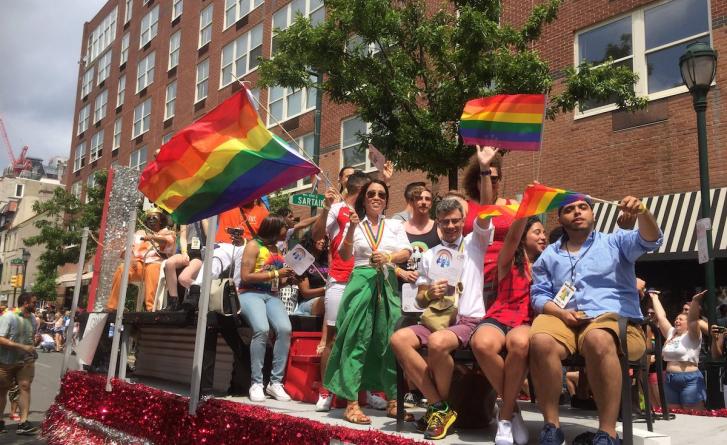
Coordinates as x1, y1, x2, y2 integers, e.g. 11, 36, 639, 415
189, 214, 218, 414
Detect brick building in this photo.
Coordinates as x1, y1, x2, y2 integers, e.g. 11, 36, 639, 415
65, 0, 442, 221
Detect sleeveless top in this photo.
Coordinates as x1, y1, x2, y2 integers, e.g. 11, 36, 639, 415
464, 199, 516, 288
241, 239, 285, 293
397, 223, 440, 289
662, 327, 701, 364
488, 264, 533, 328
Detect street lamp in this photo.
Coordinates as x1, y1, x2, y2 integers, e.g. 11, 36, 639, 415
20, 248, 30, 293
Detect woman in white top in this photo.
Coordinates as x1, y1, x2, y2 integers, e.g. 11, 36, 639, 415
650, 290, 706, 410
323, 179, 412, 425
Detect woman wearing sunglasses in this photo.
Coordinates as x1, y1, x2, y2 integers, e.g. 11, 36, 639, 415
324, 179, 412, 425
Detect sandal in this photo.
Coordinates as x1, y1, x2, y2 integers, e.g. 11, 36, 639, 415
344, 402, 371, 425
386, 400, 415, 422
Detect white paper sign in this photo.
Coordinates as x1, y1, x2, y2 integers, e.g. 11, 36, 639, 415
284, 244, 317, 276
696, 217, 711, 264
402, 283, 425, 313
74, 312, 109, 367
368, 146, 387, 172
428, 249, 464, 286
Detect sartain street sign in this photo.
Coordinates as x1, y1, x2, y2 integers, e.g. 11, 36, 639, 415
290, 193, 325, 208
10, 258, 24, 265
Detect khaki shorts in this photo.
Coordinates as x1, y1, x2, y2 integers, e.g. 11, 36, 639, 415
0, 362, 35, 390
530, 312, 645, 362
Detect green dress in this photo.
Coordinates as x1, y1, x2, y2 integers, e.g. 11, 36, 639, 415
323, 266, 401, 400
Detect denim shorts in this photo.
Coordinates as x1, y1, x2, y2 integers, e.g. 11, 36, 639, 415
664, 370, 706, 406
292, 297, 320, 315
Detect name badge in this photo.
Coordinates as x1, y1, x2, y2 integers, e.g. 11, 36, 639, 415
191, 237, 201, 250
554, 281, 576, 308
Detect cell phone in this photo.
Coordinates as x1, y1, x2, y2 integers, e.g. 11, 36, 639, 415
226, 227, 244, 237
575, 311, 593, 321
715, 326, 727, 334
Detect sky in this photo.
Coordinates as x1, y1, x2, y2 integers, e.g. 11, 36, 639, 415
0, 0, 107, 170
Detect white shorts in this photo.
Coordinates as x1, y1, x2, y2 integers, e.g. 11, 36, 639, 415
324, 282, 346, 327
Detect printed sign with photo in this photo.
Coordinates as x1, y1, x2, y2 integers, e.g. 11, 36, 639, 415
429, 249, 464, 286
284, 244, 316, 276
368, 146, 387, 172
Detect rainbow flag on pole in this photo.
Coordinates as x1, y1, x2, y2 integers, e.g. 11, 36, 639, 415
515, 184, 589, 218
139, 89, 320, 224
459, 94, 546, 151
477, 204, 519, 219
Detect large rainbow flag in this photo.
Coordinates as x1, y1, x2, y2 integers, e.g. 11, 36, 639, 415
516, 184, 589, 218
459, 94, 546, 151
138, 89, 320, 224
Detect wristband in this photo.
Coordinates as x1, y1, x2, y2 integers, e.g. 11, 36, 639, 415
274, 270, 279, 279
480, 169, 492, 176
385, 253, 392, 263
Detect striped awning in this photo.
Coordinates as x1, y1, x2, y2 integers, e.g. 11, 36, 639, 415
592, 187, 727, 261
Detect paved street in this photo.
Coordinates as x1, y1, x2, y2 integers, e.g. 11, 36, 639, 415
3, 350, 64, 444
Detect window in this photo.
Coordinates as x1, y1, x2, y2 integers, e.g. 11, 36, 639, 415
81, 67, 94, 98
73, 142, 85, 172
120, 33, 130, 65
272, 0, 324, 54
225, 0, 263, 29
196, 59, 209, 102
267, 74, 317, 124
133, 98, 152, 137
14, 184, 24, 198
341, 116, 371, 171
136, 51, 155, 92
93, 89, 108, 123
162, 133, 173, 145
97, 51, 112, 84
220, 24, 263, 87
140, 5, 160, 48
168, 30, 181, 70
199, 4, 213, 48
77, 104, 90, 135
124, 0, 133, 24
113, 117, 122, 150
284, 133, 315, 191
86, 174, 97, 202
71, 181, 82, 199
86, 7, 117, 63
129, 146, 147, 170
172, 0, 183, 20
575, 0, 710, 115
165, 81, 177, 119
90, 130, 104, 161
117, 74, 126, 107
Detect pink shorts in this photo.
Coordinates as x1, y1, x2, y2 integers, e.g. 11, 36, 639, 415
407, 316, 481, 349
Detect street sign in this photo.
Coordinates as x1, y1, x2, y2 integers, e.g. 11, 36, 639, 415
10, 258, 23, 265
289, 192, 325, 208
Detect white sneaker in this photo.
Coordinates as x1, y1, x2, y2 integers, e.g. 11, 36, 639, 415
249, 383, 265, 402
315, 392, 332, 412
265, 382, 292, 402
511, 411, 529, 445
366, 391, 387, 410
495, 420, 514, 445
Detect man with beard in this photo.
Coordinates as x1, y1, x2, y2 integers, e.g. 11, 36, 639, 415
529, 196, 661, 445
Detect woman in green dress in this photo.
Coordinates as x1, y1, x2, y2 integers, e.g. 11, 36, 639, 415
323, 179, 412, 424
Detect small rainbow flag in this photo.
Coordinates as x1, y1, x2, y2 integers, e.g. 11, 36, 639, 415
515, 184, 589, 218
478, 204, 519, 219
139, 89, 320, 224
459, 94, 546, 151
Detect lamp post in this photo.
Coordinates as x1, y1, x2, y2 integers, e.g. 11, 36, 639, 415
20, 248, 30, 293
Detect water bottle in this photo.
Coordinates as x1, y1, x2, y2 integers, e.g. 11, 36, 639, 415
108, 323, 115, 338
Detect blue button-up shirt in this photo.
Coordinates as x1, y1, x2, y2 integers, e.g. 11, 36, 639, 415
531, 229, 663, 320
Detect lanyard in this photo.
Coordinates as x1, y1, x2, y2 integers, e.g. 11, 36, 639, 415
564, 239, 594, 283
362, 219, 385, 251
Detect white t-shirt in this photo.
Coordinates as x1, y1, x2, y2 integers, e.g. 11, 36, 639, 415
343, 215, 412, 267
662, 327, 701, 364
416, 220, 493, 319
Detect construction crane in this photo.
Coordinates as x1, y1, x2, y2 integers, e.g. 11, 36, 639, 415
0, 116, 32, 176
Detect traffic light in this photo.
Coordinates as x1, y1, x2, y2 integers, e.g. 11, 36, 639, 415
16, 274, 23, 288
9, 275, 18, 288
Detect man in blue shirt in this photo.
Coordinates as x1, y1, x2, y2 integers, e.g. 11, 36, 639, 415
529, 196, 662, 445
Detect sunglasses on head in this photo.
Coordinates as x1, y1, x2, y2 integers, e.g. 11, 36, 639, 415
366, 190, 387, 199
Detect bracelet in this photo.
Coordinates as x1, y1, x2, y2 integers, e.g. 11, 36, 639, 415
274, 270, 279, 279
385, 253, 392, 263
343, 239, 353, 246
480, 169, 491, 176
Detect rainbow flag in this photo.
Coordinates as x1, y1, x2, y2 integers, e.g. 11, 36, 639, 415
477, 204, 519, 219
459, 94, 546, 151
138, 89, 320, 224
515, 184, 589, 218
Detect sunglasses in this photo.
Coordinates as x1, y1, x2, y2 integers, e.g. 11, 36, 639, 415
438, 217, 463, 226
366, 190, 387, 199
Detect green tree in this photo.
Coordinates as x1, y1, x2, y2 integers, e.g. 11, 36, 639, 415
259, 0, 646, 187
24, 170, 107, 300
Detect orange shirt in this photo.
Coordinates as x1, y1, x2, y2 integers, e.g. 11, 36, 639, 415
215, 203, 269, 244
